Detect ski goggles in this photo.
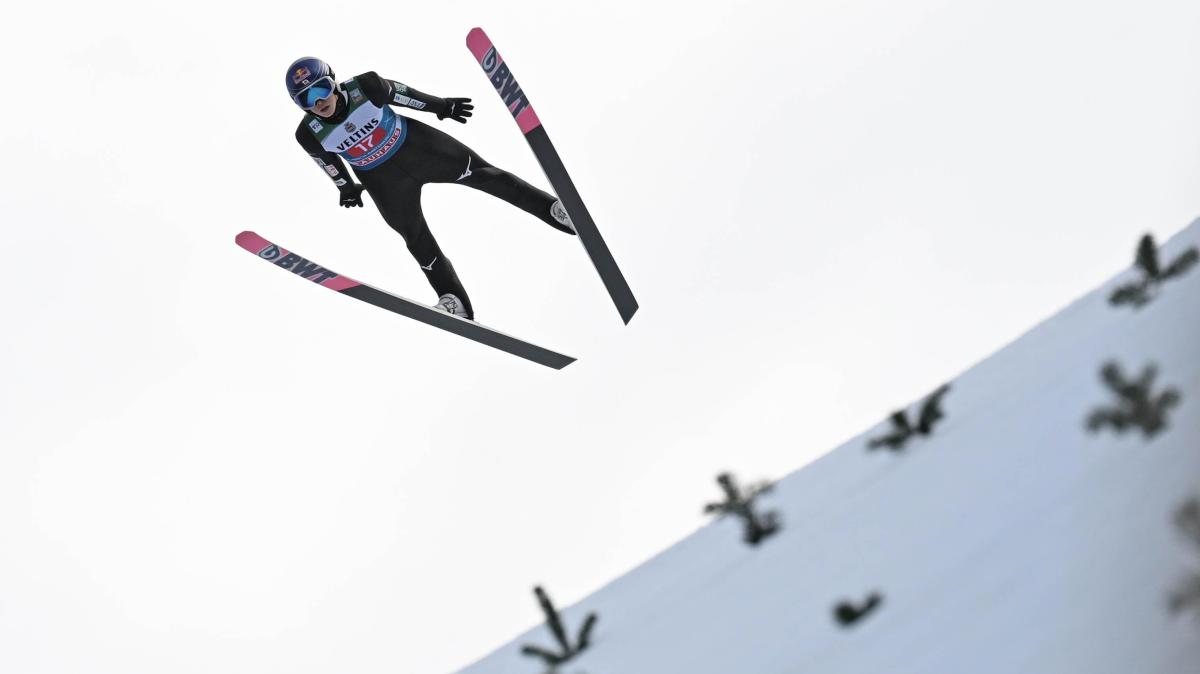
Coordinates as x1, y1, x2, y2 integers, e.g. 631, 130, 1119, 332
293, 76, 337, 109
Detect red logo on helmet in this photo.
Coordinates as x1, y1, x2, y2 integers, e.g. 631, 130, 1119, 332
292, 66, 313, 86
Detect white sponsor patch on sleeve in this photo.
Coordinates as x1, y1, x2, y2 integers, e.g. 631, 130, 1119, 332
308, 119, 323, 132
334, 178, 347, 187
393, 94, 426, 109
324, 165, 338, 177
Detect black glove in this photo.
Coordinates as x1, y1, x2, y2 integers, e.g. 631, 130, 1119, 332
437, 97, 474, 123
339, 183, 365, 208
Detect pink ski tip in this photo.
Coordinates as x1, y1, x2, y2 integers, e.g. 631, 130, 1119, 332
466, 27, 492, 57
235, 230, 271, 254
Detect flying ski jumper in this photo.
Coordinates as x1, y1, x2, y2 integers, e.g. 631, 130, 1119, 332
286, 56, 575, 320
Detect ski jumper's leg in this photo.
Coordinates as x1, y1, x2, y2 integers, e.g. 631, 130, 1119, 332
402, 118, 574, 235
366, 173, 475, 319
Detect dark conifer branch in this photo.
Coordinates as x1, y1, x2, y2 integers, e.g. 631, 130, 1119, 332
869, 384, 952, 451
1085, 362, 1180, 439
1109, 233, 1197, 308
704, 472, 781, 546
520, 586, 598, 669
833, 592, 883, 627
1170, 498, 1200, 619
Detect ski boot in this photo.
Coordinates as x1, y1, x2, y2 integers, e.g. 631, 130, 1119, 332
551, 200, 576, 234
432, 293, 470, 319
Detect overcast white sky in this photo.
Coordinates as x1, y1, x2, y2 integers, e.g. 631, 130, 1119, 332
2, 1, 1199, 673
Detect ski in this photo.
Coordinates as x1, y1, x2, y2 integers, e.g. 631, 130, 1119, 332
466, 27, 639, 325
235, 231, 575, 370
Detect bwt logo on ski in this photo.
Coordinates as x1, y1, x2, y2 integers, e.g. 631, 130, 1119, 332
257, 245, 283, 261
480, 47, 531, 118
258, 246, 339, 284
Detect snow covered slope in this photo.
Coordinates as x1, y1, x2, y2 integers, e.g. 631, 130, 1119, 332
458, 220, 1200, 674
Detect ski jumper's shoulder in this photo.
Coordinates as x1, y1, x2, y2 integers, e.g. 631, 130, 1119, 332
351, 72, 391, 106
295, 116, 327, 153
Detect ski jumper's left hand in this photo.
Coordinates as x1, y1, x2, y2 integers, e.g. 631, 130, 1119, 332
437, 98, 474, 124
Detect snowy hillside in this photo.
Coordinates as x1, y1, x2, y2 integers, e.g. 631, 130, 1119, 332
458, 221, 1200, 674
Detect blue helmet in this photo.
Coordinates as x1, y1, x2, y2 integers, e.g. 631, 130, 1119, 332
285, 57, 337, 109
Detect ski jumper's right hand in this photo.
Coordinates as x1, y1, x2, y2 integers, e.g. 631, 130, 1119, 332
339, 184, 365, 208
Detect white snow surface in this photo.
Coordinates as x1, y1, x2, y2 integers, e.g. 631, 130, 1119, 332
458, 221, 1200, 674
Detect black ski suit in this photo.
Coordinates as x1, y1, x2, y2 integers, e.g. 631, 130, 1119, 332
294, 71, 572, 319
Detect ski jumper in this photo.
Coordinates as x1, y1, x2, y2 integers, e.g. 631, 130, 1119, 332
294, 72, 572, 319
